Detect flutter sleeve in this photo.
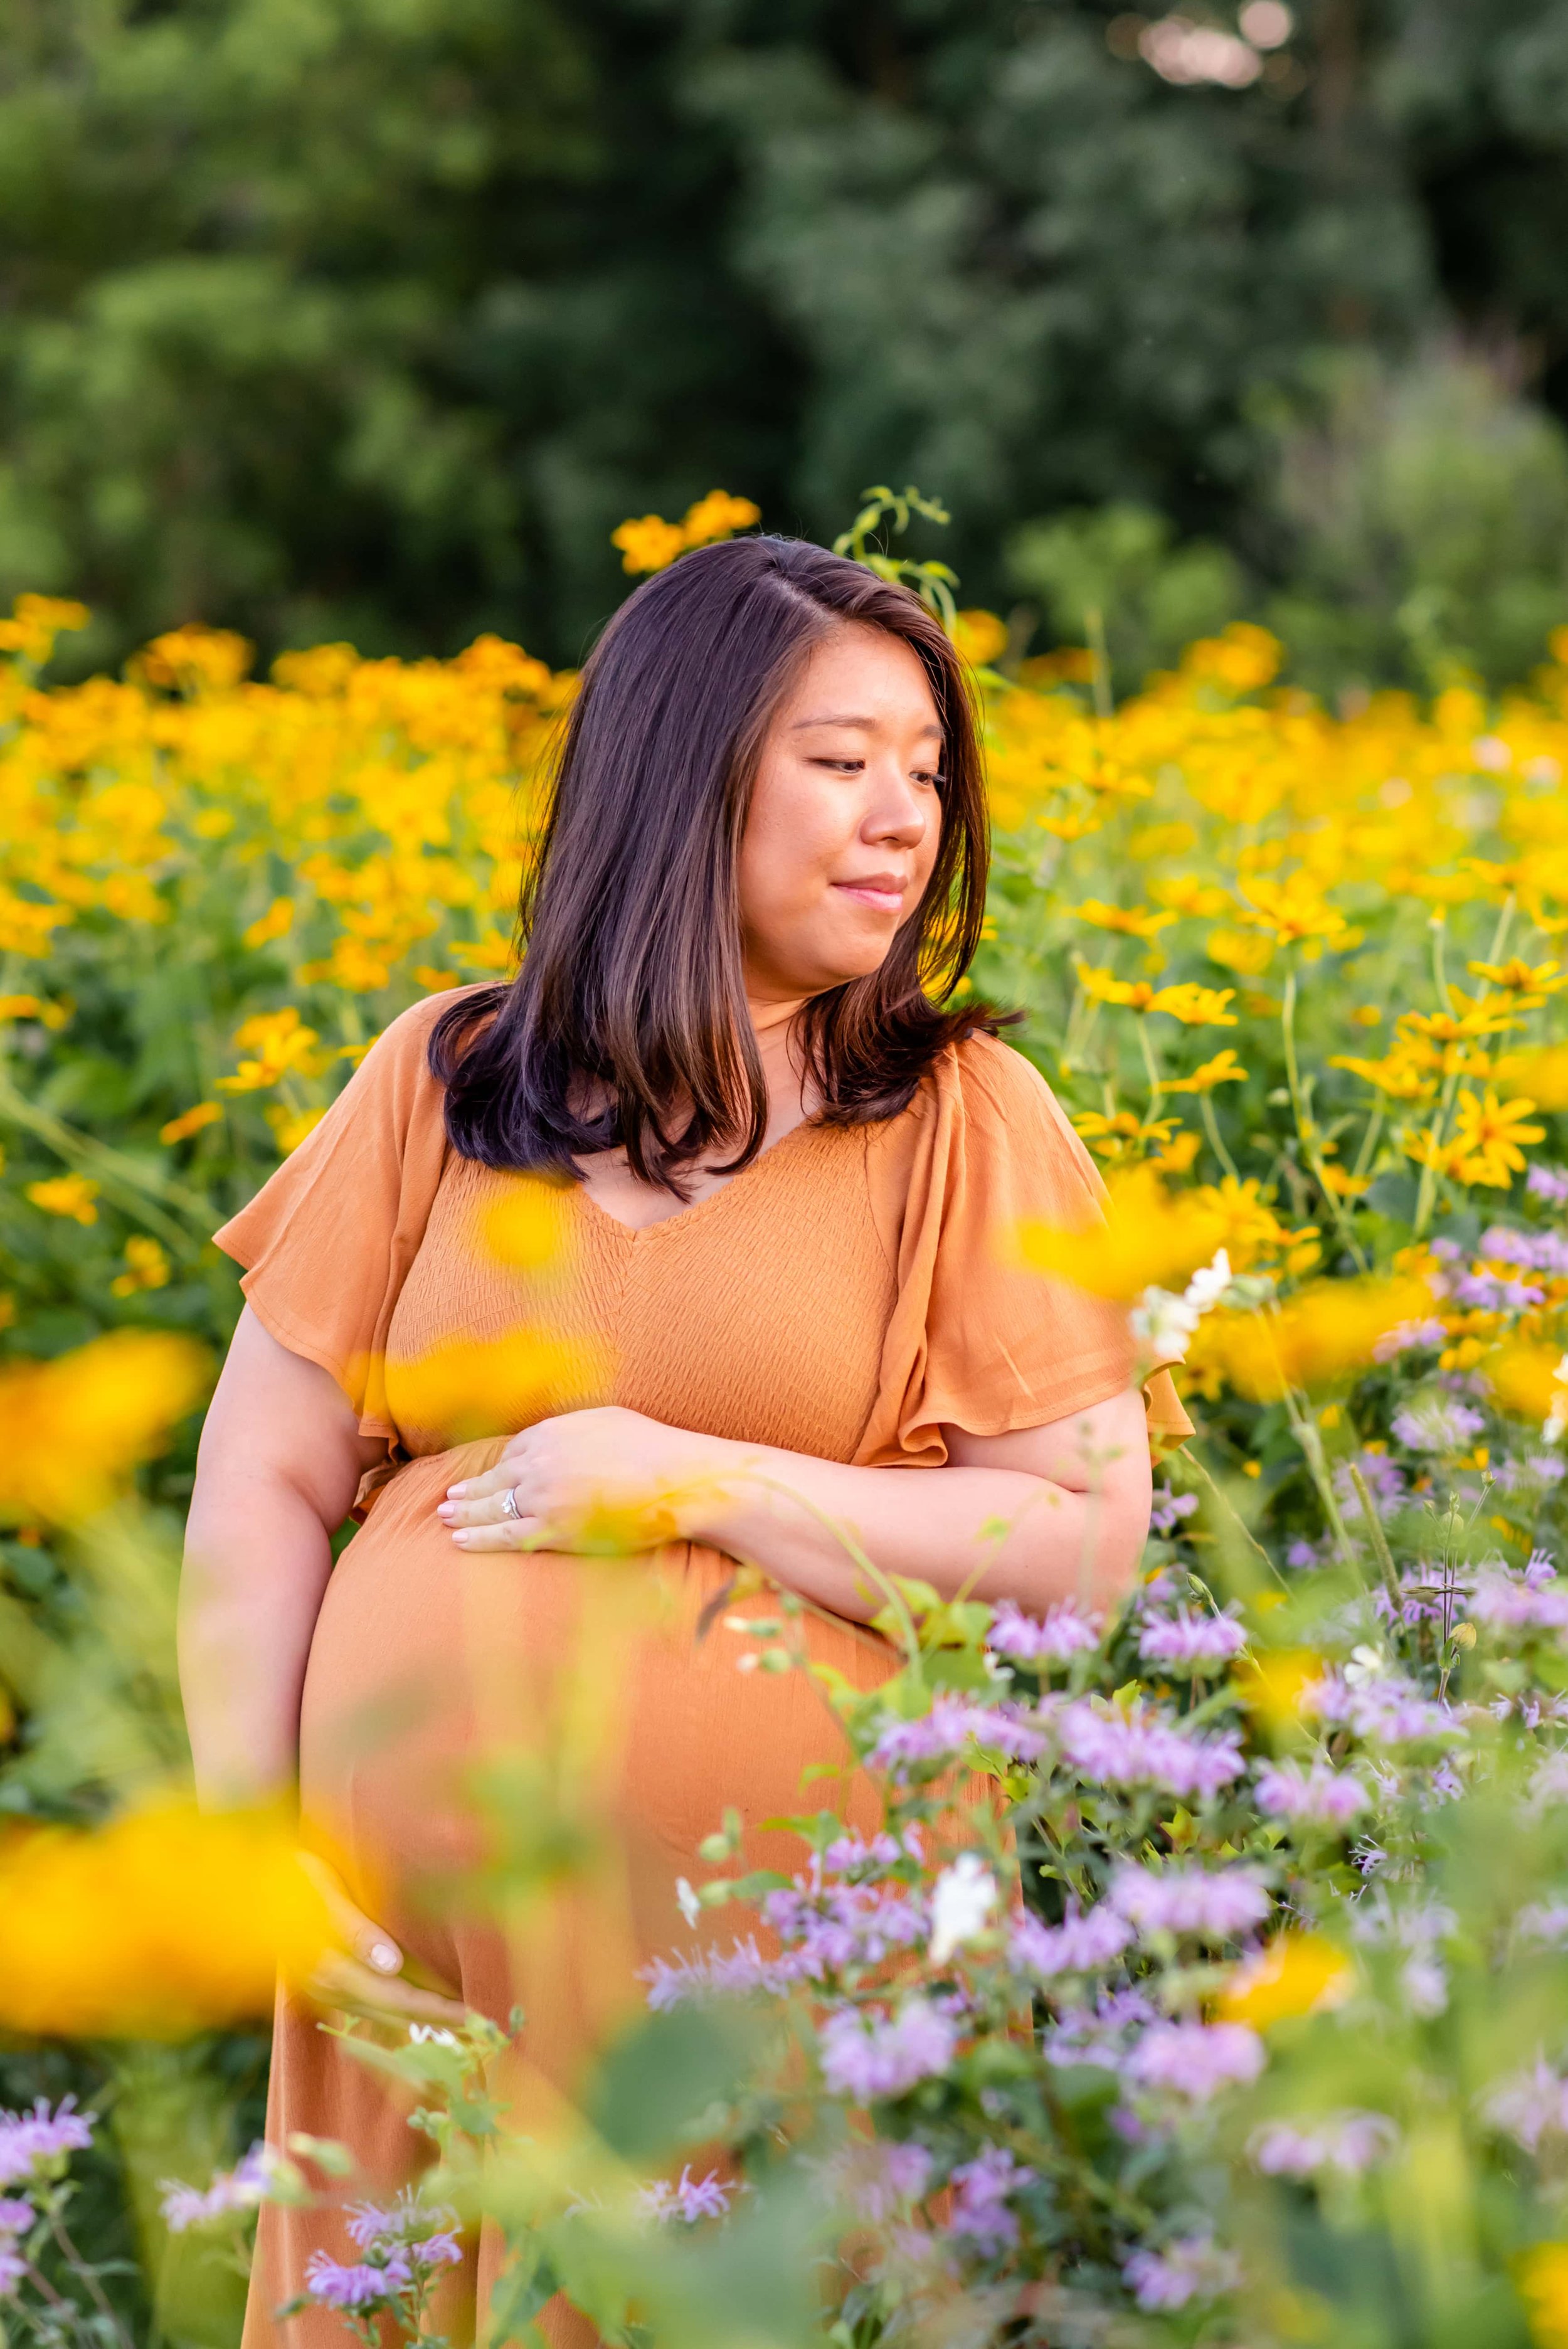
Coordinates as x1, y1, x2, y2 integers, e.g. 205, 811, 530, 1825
857, 1032, 1192, 1468
211, 992, 462, 1439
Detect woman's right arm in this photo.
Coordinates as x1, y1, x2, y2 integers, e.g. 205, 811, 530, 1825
179, 1305, 384, 1808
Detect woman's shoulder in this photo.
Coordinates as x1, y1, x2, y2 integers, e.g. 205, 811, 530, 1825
906, 1025, 1068, 1137
865, 1024, 1103, 1211
349, 983, 495, 1098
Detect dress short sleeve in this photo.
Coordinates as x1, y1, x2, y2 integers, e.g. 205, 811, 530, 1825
211, 991, 468, 1439
857, 1032, 1192, 1468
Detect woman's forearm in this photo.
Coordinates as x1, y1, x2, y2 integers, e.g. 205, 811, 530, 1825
685, 1446, 1142, 1625
180, 1471, 337, 1804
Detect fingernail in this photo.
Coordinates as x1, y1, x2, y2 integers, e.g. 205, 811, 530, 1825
447, 1483, 468, 1497
452, 1530, 470, 1546
369, 1943, 400, 1974
436, 1503, 453, 1519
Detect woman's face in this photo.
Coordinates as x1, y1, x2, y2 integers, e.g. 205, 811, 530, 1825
738, 622, 945, 1004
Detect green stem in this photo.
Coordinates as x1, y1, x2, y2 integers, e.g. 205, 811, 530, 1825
1351, 1095, 1384, 1182
0, 1064, 214, 1251
1281, 963, 1368, 1271
1182, 1453, 1290, 1593
1136, 1014, 1164, 1121
1348, 1463, 1401, 1609
1199, 1089, 1240, 1182
1084, 605, 1113, 719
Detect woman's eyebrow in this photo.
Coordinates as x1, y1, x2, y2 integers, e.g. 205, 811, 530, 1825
791, 711, 944, 737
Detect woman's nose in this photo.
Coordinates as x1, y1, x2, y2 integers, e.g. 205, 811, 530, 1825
863, 765, 931, 845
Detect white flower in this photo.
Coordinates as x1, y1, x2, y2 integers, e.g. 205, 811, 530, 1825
406, 2026, 459, 2047
675, 1877, 702, 1928
928, 1852, 997, 1964
1545, 1352, 1568, 1443
1130, 1249, 1233, 1363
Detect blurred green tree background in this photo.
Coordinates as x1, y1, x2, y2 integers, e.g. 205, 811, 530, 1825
8, 0, 1568, 690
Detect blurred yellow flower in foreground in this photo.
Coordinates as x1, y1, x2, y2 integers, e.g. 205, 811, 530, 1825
1187, 1275, 1434, 1401
1519, 2243, 1568, 2349
1486, 1342, 1568, 1436
1, 1330, 208, 1521
1217, 1932, 1353, 2028
1234, 1648, 1320, 1731
0, 1799, 331, 2038
479, 1175, 573, 1273
1017, 1165, 1229, 1303
389, 1327, 604, 1445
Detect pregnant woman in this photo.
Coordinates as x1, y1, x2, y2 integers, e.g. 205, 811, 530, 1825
180, 534, 1187, 2345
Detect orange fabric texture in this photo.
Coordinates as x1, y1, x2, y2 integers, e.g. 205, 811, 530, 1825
213, 991, 1190, 2346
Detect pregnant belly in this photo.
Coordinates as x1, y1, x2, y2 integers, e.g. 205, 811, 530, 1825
297, 1443, 897, 2071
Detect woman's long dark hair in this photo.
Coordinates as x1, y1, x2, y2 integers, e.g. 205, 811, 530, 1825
430, 533, 1002, 1191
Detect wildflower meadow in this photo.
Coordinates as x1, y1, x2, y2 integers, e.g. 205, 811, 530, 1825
9, 492, 1568, 2347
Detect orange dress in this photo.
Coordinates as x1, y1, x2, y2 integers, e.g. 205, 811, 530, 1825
214, 991, 1188, 2346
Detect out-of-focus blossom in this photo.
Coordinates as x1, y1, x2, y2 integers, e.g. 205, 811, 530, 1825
1149, 1483, 1200, 1536
1374, 1317, 1449, 1360
304, 2252, 410, 2309
1254, 1761, 1369, 1827
1391, 1394, 1486, 1453
948, 2146, 1034, 2252
1057, 1698, 1245, 1798
0, 2102, 94, 2186
1138, 1606, 1248, 1668
1303, 1667, 1454, 1745
1123, 2232, 1241, 2310
160, 2144, 278, 2231
1009, 1904, 1133, 1979
820, 2000, 958, 2101
1485, 2059, 1568, 2152
867, 1699, 1047, 1775
1217, 1934, 1353, 2027
1108, 1861, 1271, 1939
1248, 2111, 1396, 2178
834, 2138, 933, 2224
985, 1598, 1102, 1662
1527, 1164, 1568, 1206
928, 1853, 997, 1963
1126, 2020, 1266, 2099
637, 2167, 738, 2224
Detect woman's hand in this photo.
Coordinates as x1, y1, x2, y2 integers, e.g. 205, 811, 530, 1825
299, 1853, 470, 2028
437, 1405, 733, 1552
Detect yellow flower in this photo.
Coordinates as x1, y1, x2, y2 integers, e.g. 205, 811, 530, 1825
951, 608, 1009, 666
677, 489, 761, 546
1187, 1275, 1436, 1399
1412, 1090, 1547, 1188
1236, 874, 1353, 948
265, 1103, 327, 1154
159, 1101, 221, 1145
1216, 1932, 1353, 2028
479, 1175, 573, 1273
1468, 955, 1568, 1006
1017, 1164, 1229, 1302
27, 1172, 100, 1225
0, 1330, 208, 1521
242, 896, 295, 948
1071, 899, 1176, 940
1234, 1649, 1320, 1730
110, 1236, 171, 1296
0, 1798, 332, 2037
1075, 964, 1237, 1026
1166, 1049, 1248, 1094
1150, 872, 1230, 920
1332, 1048, 1438, 1102
387, 1327, 605, 1445
1493, 1047, 1568, 1111
1485, 1342, 1568, 1431
1179, 622, 1281, 694
1319, 1164, 1372, 1199
1519, 2243, 1568, 2349
611, 514, 689, 575
1204, 926, 1276, 976
215, 1005, 323, 1091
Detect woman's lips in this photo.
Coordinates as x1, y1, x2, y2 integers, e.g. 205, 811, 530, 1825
834, 879, 906, 913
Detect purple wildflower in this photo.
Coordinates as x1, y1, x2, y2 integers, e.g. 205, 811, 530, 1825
867, 1698, 1047, 1775
304, 2252, 411, 2309
1332, 1449, 1406, 1507
1471, 1566, 1568, 1631
1137, 1607, 1247, 1669
763, 1871, 928, 1976
1108, 1861, 1271, 1940
1485, 2060, 1568, 2152
1056, 1697, 1245, 1798
1391, 1395, 1486, 1453
637, 2166, 738, 2224
1149, 1484, 1200, 1537
1126, 2020, 1265, 2100
1528, 1164, 1568, 1206
1254, 1761, 1369, 1827
1248, 2111, 1396, 2178
1374, 1317, 1448, 1361
1304, 1669, 1453, 1744
822, 1830, 911, 1875
986, 1598, 1102, 1663
835, 2138, 933, 2222
0, 2202, 32, 2236
820, 1999, 958, 2101
343, 2193, 460, 2254
1123, 2234, 1241, 2310
160, 2144, 277, 2233
0, 2102, 94, 2188
0, 2245, 23, 2301
948, 2146, 1034, 2252
1286, 1537, 1326, 1570
1480, 1223, 1568, 1275
1008, 1904, 1133, 1978
640, 1936, 798, 2009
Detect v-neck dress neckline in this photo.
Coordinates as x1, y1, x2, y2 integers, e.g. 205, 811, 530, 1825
571, 1116, 820, 1243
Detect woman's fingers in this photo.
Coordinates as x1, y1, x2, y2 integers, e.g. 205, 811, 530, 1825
298, 1850, 405, 1975
448, 1517, 548, 1551
440, 1486, 532, 1529
307, 1948, 470, 2028
444, 1454, 531, 1502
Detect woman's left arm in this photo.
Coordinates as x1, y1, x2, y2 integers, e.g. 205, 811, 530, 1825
439, 1389, 1153, 1623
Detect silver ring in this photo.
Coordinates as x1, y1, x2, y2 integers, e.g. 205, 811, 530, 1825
498, 1486, 520, 1522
